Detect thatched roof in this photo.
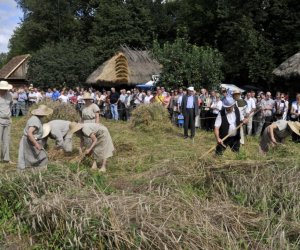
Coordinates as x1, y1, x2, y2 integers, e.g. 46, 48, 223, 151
0, 54, 30, 80
86, 46, 162, 86
273, 52, 300, 78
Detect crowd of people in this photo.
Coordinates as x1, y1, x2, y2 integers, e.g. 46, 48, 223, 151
7, 84, 300, 135
0, 80, 300, 170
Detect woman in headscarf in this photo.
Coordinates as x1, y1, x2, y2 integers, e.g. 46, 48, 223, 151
18, 105, 53, 170
68, 122, 115, 172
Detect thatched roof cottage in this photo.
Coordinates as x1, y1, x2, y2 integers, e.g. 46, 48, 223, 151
0, 54, 30, 87
273, 52, 300, 94
273, 52, 300, 78
86, 46, 162, 87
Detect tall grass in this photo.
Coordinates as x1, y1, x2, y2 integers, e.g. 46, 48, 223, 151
0, 104, 299, 249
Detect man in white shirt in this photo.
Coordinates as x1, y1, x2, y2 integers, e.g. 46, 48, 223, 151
58, 91, 69, 103
245, 92, 256, 135
28, 88, 37, 106
214, 96, 247, 155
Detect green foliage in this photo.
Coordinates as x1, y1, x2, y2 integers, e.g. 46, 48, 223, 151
27, 40, 97, 87
0, 53, 8, 68
153, 38, 224, 89
6, 0, 300, 88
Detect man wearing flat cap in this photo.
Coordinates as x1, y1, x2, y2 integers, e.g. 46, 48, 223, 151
0, 81, 14, 164
181, 87, 199, 139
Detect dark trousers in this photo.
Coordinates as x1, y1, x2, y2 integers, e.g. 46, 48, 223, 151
216, 136, 240, 155
119, 103, 126, 121
184, 108, 195, 138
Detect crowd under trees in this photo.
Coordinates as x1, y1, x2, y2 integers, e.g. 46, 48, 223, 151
3, 0, 300, 90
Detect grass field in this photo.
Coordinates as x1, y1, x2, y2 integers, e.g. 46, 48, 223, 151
0, 106, 300, 249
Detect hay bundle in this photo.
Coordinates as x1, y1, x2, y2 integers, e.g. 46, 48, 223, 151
130, 103, 174, 132
28, 100, 80, 123
115, 53, 129, 83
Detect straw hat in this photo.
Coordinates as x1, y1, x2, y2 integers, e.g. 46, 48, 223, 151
31, 105, 53, 116
187, 86, 195, 92
222, 96, 236, 108
287, 121, 300, 136
67, 122, 83, 136
42, 123, 51, 138
82, 92, 94, 100
0, 81, 13, 90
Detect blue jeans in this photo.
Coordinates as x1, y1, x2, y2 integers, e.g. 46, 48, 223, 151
111, 104, 119, 120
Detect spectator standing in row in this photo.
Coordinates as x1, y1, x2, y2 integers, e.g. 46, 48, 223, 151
181, 87, 199, 139
110, 88, 119, 120
245, 92, 256, 135
155, 88, 165, 105
119, 89, 127, 121
290, 93, 300, 142
274, 92, 288, 121
261, 92, 275, 133
45, 88, 53, 100
52, 88, 60, 101
253, 94, 264, 136
58, 91, 69, 103
28, 87, 37, 106
16, 88, 28, 116
144, 90, 153, 104
209, 93, 223, 129
11, 88, 18, 116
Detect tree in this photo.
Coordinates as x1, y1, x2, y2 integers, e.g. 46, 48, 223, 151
0, 53, 8, 68
152, 38, 223, 89
27, 41, 97, 88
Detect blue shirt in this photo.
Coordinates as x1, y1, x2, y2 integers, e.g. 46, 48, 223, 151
186, 95, 194, 108
18, 93, 27, 102
52, 91, 60, 101
46, 92, 53, 98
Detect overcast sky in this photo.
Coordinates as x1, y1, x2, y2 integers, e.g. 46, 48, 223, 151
0, 0, 23, 53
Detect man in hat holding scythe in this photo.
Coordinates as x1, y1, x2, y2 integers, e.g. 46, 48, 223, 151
0, 81, 14, 164
214, 96, 248, 155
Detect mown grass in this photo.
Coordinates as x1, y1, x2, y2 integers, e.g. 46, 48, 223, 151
0, 105, 299, 249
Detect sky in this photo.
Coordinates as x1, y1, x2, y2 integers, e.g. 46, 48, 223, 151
0, 0, 23, 53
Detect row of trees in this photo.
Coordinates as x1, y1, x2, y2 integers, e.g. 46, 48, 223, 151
4, 0, 300, 89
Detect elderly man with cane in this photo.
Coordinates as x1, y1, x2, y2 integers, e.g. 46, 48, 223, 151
214, 96, 248, 155
181, 87, 199, 139
0, 81, 14, 164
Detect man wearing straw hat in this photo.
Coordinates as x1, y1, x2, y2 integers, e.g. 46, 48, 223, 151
259, 120, 300, 153
0, 81, 14, 164
214, 96, 247, 155
181, 87, 199, 139
42, 120, 73, 152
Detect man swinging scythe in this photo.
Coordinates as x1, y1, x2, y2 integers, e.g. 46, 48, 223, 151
214, 96, 249, 155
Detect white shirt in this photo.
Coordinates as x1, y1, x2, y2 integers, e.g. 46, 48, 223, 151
215, 108, 244, 137
291, 101, 300, 119
28, 92, 37, 103
177, 94, 183, 106
144, 95, 153, 104
245, 97, 256, 114
211, 100, 223, 114
59, 95, 69, 103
